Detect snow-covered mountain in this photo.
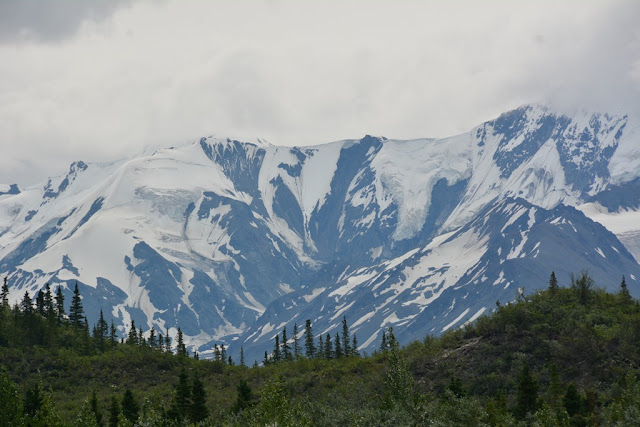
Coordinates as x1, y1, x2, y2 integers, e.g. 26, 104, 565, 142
1, 105, 639, 362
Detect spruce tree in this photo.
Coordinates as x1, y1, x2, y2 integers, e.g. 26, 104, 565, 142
168, 368, 191, 422
1, 276, 8, 307
69, 283, 85, 327
263, 351, 270, 365
352, 334, 360, 357
20, 290, 33, 315
90, 390, 103, 426
548, 271, 559, 294
380, 331, 388, 352
514, 363, 539, 419
23, 383, 43, 418
121, 389, 139, 424
55, 286, 65, 323
334, 333, 343, 358
190, 375, 209, 422
293, 323, 301, 358
574, 271, 593, 305
342, 316, 351, 356
176, 328, 187, 357
317, 335, 324, 359
220, 343, 226, 364
127, 320, 138, 345
233, 379, 253, 413
563, 383, 583, 417
165, 332, 172, 353
109, 321, 117, 347
148, 326, 157, 349
35, 290, 45, 315
273, 334, 281, 362
620, 275, 631, 302
240, 346, 246, 367
43, 283, 55, 320
95, 309, 108, 351
282, 327, 292, 360
214, 344, 220, 362
324, 333, 332, 359
304, 319, 316, 358
108, 396, 119, 427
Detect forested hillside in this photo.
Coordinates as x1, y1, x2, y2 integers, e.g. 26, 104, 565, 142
2, 273, 640, 426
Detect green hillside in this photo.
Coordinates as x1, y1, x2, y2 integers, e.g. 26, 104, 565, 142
2, 272, 640, 426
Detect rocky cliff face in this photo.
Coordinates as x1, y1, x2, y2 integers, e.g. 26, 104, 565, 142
1, 105, 639, 361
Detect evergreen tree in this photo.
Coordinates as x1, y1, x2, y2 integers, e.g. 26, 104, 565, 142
55, 286, 65, 323
35, 290, 45, 315
324, 333, 332, 359
263, 351, 270, 365
563, 383, 583, 417
0, 370, 23, 426
0, 276, 8, 307
549, 271, 559, 294
213, 344, 220, 362
334, 333, 343, 358
148, 326, 157, 349
293, 323, 301, 358
108, 396, 119, 427
90, 390, 103, 426
43, 283, 55, 320
240, 346, 246, 367
380, 331, 388, 352
620, 275, 631, 302
95, 309, 109, 351
20, 290, 33, 315
387, 327, 398, 350
190, 375, 209, 422
273, 334, 281, 362
23, 383, 43, 418
282, 327, 292, 360
352, 334, 360, 357
109, 321, 117, 347
304, 319, 316, 358
69, 282, 85, 327
233, 379, 254, 413
220, 343, 226, 364
176, 328, 187, 357
317, 335, 324, 359
514, 363, 539, 419
168, 368, 191, 422
121, 389, 139, 424
137, 328, 144, 347
127, 320, 138, 345
165, 332, 172, 353
342, 316, 351, 356
574, 271, 593, 305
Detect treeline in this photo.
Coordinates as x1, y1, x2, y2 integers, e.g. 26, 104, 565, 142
2, 272, 640, 426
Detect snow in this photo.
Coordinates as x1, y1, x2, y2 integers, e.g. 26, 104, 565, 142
462, 307, 487, 327
442, 308, 470, 332
370, 136, 472, 240
302, 287, 325, 303
595, 247, 606, 258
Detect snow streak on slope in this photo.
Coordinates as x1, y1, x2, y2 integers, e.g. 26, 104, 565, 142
1, 105, 639, 361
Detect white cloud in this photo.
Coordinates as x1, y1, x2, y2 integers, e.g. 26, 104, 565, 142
0, 0, 639, 186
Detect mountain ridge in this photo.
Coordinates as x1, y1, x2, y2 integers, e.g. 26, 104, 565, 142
1, 104, 639, 361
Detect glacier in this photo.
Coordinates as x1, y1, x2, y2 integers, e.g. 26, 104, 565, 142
1, 105, 639, 363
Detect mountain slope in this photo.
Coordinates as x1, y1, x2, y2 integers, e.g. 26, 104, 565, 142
1, 105, 639, 360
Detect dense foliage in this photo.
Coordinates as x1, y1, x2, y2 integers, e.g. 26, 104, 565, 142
1, 273, 640, 425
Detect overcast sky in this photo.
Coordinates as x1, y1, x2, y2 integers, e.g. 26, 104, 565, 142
1, 0, 639, 186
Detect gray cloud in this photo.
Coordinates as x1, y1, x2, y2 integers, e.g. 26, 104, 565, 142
0, 0, 639, 186
0, 0, 135, 42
